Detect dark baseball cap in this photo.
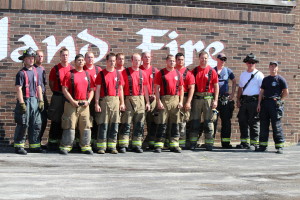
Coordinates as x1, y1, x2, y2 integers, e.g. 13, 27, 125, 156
217, 53, 227, 59
269, 61, 279, 66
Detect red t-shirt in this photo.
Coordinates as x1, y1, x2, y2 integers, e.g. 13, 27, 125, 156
122, 67, 149, 96
95, 69, 124, 97
49, 63, 73, 92
84, 65, 102, 83
154, 68, 184, 96
192, 65, 218, 93
62, 69, 95, 100
139, 65, 158, 95
177, 67, 195, 93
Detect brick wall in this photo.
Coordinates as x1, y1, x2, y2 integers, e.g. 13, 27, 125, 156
0, 0, 299, 146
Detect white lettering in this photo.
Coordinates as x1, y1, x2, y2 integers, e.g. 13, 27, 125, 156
10, 35, 39, 63
0, 17, 8, 61
204, 41, 225, 67
42, 35, 76, 63
180, 40, 205, 67
77, 29, 109, 63
136, 28, 168, 53
166, 31, 179, 56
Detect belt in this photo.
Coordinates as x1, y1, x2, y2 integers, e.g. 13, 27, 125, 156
53, 91, 64, 96
193, 95, 213, 100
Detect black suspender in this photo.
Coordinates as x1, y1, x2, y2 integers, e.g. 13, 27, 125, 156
205, 68, 212, 92
125, 68, 133, 96
151, 67, 156, 94
100, 71, 107, 96
243, 71, 259, 93
54, 65, 61, 91
183, 68, 189, 80
125, 68, 143, 96
115, 70, 120, 96
70, 69, 90, 100
85, 71, 90, 100
160, 69, 180, 95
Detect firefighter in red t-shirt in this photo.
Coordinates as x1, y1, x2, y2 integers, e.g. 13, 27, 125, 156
189, 51, 219, 151
84, 52, 102, 150
59, 54, 95, 155
94, 53, 125, 154
154, 54, 184, 153
48, 48, 73, 150
175, 53, 195, 149
118, 53, 151, 153
140, 52, 159, 150
116, 53, 126, 72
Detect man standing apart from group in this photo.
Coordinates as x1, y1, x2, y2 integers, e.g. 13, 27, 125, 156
118, 53, 150, 153
48, 48, 73, 150
34, 50, 48, 145
214, 53, 236, 149
154, 54, 184, 153
175, 53, 195, 149
256, 61, 288, 154
140, 52, 159, 150
189, 51, 219, 151
14, 47, 45, 154
236, 53, 264, 150
95, 53, 125, 154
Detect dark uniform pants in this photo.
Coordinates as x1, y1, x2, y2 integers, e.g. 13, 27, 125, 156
95, 96, 120, 150
47, 93, 65, 145
14, 97, 42, 149
142, 98, 157, 148
259, 99, 284, 148
214, 98, 234, 146
119, 96, 145, 148
155, 95, 181, 149
39, 94, 49, 142
237, 97, 260, 146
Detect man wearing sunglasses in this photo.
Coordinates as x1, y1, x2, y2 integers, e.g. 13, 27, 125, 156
236, 53, 264, 150
213, 53, 236, 149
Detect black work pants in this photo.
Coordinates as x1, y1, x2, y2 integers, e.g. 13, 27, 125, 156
259, 99, 284, 148
238, 100, 260, 145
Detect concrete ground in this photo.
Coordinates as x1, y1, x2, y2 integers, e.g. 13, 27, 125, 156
0, 145, 300, 200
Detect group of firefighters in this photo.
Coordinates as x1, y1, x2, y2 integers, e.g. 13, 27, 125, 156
13, 47, 288, 155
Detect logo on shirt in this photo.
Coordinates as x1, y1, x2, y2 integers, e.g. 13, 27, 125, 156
150, 74, 153, 79
115, 77, 118, 81
174, 76, 178, 80
205, 74, 209, 78
94, 74, 97, 78
85, 77, 88, 81
272, 81, 277, 87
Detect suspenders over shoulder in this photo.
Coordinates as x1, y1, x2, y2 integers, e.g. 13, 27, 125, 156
193, 67, 212, 92
183, 68, 189, 80
70, 69, 90, 100
100, 70, 120, 97
160, 69, 180, 95
22, 67, 38, 98
125, 68, 143, 96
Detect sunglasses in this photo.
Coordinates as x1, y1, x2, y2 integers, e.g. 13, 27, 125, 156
247, 61, 256, 64
219, 58, 227, 61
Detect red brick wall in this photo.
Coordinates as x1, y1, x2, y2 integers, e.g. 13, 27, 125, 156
0, 0, 299, 145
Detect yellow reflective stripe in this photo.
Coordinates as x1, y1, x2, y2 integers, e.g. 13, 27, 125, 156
190, 137, 198, 142
155, 142, 164, 148
81, 146, 92, 151
149, 141, 155, 145
118, 140, 129, 145
29, 143, 41, 148
204, 96, 213, 99
96, 143, 107, 148
259, 142, 268, 146
132, 141, 142, 146
179, 140, 186, 145
241, 138, 250, 143
59, 146, 72, 151
14, 143, 25, 148
250, 140, 259, 145
221, 138, 231, 142
169, 142, 179, 147
205, 139, 214, 144
275, 143, 284, 147
107, 143, 116, 148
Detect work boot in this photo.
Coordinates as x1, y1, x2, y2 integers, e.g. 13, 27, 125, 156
97, 149, 105, 154
59, 149, 68, 155
154, 147, 162, 153
30, 148, 47, 153
171, 147, 182, 153
236, 143, 250, 149
205, 145, 213, 151
83, 150, 93, 155
135, 146, 143, 153
255, 146, 267, 152
222, 143, 233, 149
15, 147, 27, 155
276, 148, 283, 154
199, 143, 207, 148
110, 149, 118, 154
189, 143, 196, 150
47, 142, 59, 151
119, 147, 126, 153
